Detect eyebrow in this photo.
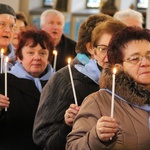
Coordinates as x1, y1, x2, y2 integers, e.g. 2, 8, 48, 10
96, 44, 108, 47
129, 51, 150, 56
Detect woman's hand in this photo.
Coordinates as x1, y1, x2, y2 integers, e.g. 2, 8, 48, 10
96, 116, 118, 142
64, 104, 80, 127
0, 94, 9, 110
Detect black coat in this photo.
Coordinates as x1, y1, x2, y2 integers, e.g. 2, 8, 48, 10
52, 34, 76, 71
0, 73, 46, 150
33, 58, 100, 150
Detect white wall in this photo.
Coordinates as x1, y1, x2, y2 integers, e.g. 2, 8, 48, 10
146, 1, 150, 29
19, 0, 43, 24
0, 0, 20, 11
68, 0, 86, 12
115, 0, 136, 10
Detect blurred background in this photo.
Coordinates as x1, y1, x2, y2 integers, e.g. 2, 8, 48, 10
1, 0, 149, 41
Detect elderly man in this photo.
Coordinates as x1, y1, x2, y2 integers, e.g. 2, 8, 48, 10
113, 9, 143, 28
0, 4, 16, 72
40, 9, 76, 70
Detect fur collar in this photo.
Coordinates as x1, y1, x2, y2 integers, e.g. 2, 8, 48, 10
100, 67, 150, 106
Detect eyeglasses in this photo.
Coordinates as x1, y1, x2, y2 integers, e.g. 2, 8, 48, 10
123, 54, 150, 64
0, 21, 16, 31
95, 45, 108, 54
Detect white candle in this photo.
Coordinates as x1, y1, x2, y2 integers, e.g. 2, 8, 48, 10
68, 58, 78, 106
1, 49, 4, 73
53, 50, 58, 71
5, 56, 8, 111
110, 67, 117, 118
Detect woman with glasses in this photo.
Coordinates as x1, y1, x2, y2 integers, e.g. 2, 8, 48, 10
66, 27, 150, 150
0, 4, 16, 72
64, 19, 127, 127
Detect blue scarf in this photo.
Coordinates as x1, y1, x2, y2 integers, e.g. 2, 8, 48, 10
75, 53, 101, 85
100, 88, 150, 129
8, 43, 16, 62
9, 62, 55, 92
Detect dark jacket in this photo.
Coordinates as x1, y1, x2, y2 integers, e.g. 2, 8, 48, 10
0, 73, 47, 150
52, 34, 76, 71
33, 58, 100, 150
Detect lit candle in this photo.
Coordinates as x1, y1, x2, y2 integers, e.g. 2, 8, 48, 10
67, 58, 78, 106
53, 50, 58, 71
1, 49, 4, 73
110, 67, 117, 117
5, 56, 8, 111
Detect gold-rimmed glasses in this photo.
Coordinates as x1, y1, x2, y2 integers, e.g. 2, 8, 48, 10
0, 21, 16, 31
123, 54, 150, 64
95, 44, 108, 54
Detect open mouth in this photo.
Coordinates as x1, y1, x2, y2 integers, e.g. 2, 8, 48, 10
2, 35, 9, 39
52, 31, 58, 35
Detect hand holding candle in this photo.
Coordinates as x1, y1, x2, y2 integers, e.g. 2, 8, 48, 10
68, 58, 78, 106
110, 67, 117, 118
1, 48, 4, 73
53, 50, 58, 71
5, 56, 8, 111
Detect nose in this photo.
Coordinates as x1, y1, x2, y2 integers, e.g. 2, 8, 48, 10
34, 54, 41, 60
104, 54, 108, 63
53, 23, 59, 29
140, 57, 150, 66
4, 25, 12, 32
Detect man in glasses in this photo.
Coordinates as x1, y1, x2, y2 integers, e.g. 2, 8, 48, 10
0, 3, 16, 72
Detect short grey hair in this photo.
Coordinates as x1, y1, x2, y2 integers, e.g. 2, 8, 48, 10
40, 9, 65, 27
113, 9, 143, 24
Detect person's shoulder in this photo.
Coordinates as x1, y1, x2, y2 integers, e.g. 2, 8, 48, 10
62, 34, 76, 44
50, 65, 70, 79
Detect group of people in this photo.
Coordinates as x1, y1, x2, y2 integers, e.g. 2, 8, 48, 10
0, 2, 150, 150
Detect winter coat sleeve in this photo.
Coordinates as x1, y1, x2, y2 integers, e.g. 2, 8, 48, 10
66, 92, 116, 150
32, 68, 76, 150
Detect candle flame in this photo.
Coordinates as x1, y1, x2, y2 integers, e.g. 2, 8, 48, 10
113, 67, 117, 74
53, 50, 57, 55
5, 57, 9, 63
68, 58, 71, 64
1, 48, 4, 54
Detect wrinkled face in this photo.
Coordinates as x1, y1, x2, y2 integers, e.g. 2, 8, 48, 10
123, 40, 150, 85
41, 13, 64, 45
18, 43, 50, 77
122, 17, 143, 28
0, 14, 15, 48
94, 33, 111, 67
11, 19, 26, 48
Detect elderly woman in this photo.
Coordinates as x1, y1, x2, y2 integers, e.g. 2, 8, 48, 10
11, 11, 28, 49
64, 19, 126, 127
0, 26, 54, 150
66, 27, 150, 149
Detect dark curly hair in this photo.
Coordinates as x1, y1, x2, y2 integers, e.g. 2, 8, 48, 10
107, 27, 150, 65
75, 14, 112, 57
16, 26, 54, 63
